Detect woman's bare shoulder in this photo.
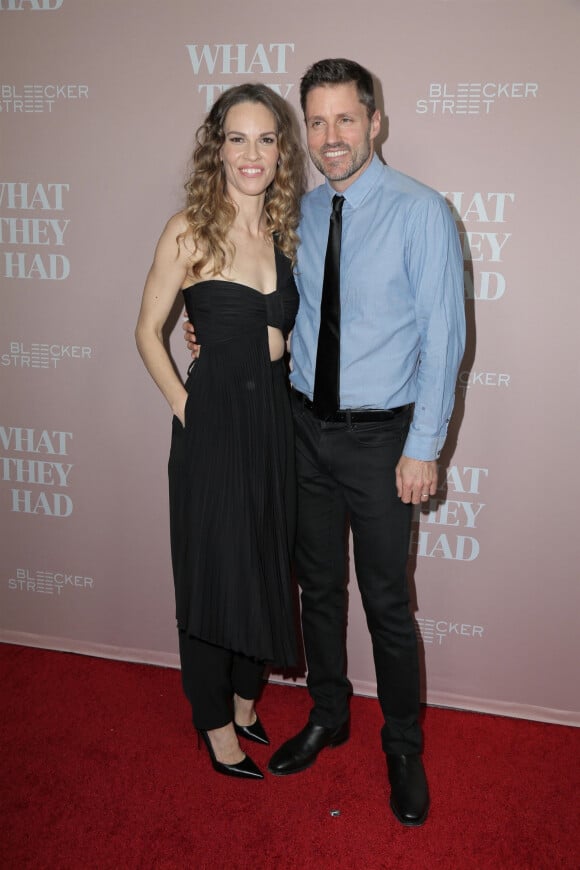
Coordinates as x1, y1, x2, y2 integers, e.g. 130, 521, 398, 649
163, 210, 191, 238
156, 211, 196, 260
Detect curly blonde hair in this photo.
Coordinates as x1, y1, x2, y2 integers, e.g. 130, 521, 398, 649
182, 84, 306, 278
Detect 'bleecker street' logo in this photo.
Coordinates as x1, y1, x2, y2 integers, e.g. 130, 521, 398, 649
416, 82, 539, 115
0, 84, 88, 113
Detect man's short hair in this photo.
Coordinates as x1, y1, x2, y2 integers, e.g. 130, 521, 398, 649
300, 58, 376, 119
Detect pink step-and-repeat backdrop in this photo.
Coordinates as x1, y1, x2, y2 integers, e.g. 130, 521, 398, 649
1, 0, 578, 726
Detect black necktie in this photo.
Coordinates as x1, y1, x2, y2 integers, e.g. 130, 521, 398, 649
312, 194, 345, 418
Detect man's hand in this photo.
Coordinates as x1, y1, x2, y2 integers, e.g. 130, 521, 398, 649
395, 456, 438, 505
182, 313, 200, 359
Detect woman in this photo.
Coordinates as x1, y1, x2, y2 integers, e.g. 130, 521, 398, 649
135, 84, 305, 780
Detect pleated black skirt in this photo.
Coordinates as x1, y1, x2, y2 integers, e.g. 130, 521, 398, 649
168, 340, 297, 669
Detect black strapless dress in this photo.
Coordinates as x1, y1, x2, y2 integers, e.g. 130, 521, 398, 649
168, 246, 298, 668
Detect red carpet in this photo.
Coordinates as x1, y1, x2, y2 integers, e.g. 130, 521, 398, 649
1, 644, 578, 869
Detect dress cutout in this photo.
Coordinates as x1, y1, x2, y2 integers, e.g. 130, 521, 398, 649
168, 246, 298, 668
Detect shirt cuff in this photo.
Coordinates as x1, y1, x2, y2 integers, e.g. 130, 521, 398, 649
403, 429, 447, 462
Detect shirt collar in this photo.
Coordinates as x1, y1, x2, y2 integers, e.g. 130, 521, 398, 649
324, 152, 382, 209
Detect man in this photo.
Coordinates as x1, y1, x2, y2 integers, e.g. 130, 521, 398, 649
186, 59, 465, 826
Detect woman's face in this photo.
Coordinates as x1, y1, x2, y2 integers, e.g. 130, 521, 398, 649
220, 101, 280, 200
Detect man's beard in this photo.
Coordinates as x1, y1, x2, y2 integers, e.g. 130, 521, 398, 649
310, 129, 372, 182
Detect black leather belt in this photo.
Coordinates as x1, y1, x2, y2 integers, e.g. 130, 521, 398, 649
292, 389, 410, 423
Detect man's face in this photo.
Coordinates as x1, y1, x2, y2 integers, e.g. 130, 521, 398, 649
304, 82, 380, 191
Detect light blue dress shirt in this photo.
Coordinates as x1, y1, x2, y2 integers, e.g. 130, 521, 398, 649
290, 154, 466, 461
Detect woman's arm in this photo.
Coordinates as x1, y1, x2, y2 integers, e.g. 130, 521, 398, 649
135, 213, 192, 425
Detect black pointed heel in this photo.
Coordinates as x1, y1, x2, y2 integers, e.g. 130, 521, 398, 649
198, 730, 264, 780
234, 715, 270, 746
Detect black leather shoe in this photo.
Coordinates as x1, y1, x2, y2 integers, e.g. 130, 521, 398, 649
234, 715, 270, 745
198, 730, 264, 780
267, 720, 349, 776
387, 753, 429, 826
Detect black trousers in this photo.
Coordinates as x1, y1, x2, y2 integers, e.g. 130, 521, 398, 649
178, 631, 265, 731
292, 393, 422, 755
